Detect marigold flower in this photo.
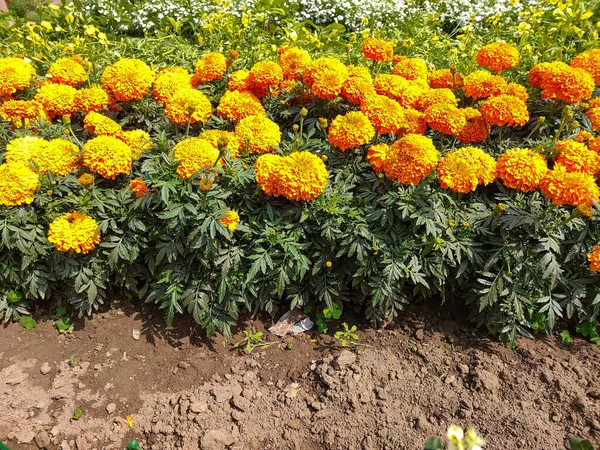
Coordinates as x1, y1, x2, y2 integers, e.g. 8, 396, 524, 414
47, 57, 87, 87
438, 146, 497, 193
173, 137, 221, 179
38, 139, 80, 175
5, 136, 49, 167
101, 59, 154, 102
217, 90, 265, 122
119, 129, 152, 160
395, 79, 430, 110
403, 108, 427, 135
571, 49, 600, 84
328, 111, 375, 151
361, 94, 405, 135
152, 67, 192, 105
0, 163, 39, 206
235, 115, 281, 154
341, 66, 375, 105
457, 108, 488, 144
165, 88, 212, 126
540, 165, 600, 207
278, 46, 312, 80
587, 107, 600, 131
304, 57, 349, 100
219, 210, 240, 231
419, 88, 457, 111
129, 178, 149, 198
362, 38, 394, 63
0, 57, 36, 97
383, 134, 439, 184
392, 57, 428, 80
463, 70, 508, 100
249, 61, 283, 94
496, 147, 547, 192
82, 135, 132, 179
35, 83, 78, 119
366, 143, 389, 173
228, 70, 251, 92
505, 83, 529, 102
373, 74, 410, 100
74, 87, 110, 114
476, 42, 520, 73
529, 61, 594, 104
194, 52, 228, 84
590, 138, 600, 155
0, 99, 45, 127
424, 104, 466, 135
428, 69, 463, 90
589, 246, 600, 272
254, 154, 288, 197
84, 111, 122, 136
78, 173, 95, 187
47, 212, 100, 254
480, 94, 529, 127
200, 130, 241, 158
575, 130, 594, 143
553, 140, 600, 175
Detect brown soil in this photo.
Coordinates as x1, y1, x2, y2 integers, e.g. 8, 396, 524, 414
1, 301, 599, 450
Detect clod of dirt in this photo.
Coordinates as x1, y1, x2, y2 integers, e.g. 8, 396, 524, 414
34, 430, 51, 448
106, 403, 117, 414
415, 329, 425, 340
335, 350, 356, 368
40, 362, 51, 375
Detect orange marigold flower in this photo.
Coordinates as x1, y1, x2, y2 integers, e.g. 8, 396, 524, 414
74, 87, 110, 114
219, 210, 240, 231
47, 57, 87, 87
463, 70, 508, 100
165, 88, 212, 126
419, 88, 457, 111
590, 138, 600, 155
82, 135, 132, 179
173, 137, 221, 180
539, 165, 600, 207
200, 130, 242, 158
529, 61, 594, 104
0, 99, 46, 127
78, 173, 95, 187
588, 98, 600, 108
476, 42, 520, 73
424, 104, 466, 135
571, 49, 600, 85
129, 178, 149, 198
278, 46, 312, 80
304, 57, 349, 100
438, 146, 497, 193
5, 136, 49, 167
47, 212, 100, 254
361, 94, 405, 135
40, 138, 80, 175
373, 74, 409, 100
0, 57, 36, 97
457, 108, 488, 144
496, 147, 547, 192
392, 57, 428, 81
341, 66, 375, 105
395, 79, 430, 110
589, 246, 600, 272
228, 70, 251, 92
328, 111, 375, 151
119, 129, 152, 160
235, 115, 281, 154
428, 69, 463, 90
0, 163, 39, 206
575, 130, 594, 143
194, 52, 228, 84
480, 94, 529, 127
35, 83, 78, 119
505, 83, 529, 102
217, 90, 265, 122
383, 134, 439, 184
586, 107, 600, 131
84, 111, 122, 136
403, 108, 427, 135
152, 67, 192, 105
362, 38, 394, 63
101, 59, 154, 102
254, 154, 288, 197
366, 143, 389, 173
249, 61, 283, 94
553, 140, 600, 175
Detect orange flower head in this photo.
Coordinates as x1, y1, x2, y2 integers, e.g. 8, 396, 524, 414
480, 94, 529, 127
5, 136, 49, 167
529, 61, 594, 104
438, 146, 497, 193
328, 111, 375, 151
165, 88, 212, 126
383, 134, 439, 184
153, 67, 192, 105
360, 94, 406, 135
129, 178, 149, 198
82, 135, 133, 179
419, 88, 457, 111
194, 52, 228, 84
373, 74, 410, 100
341, 66, 375, 105
101, 58, 154, 102
392, 57, 428, 81
366, 143, 389, 173
0, 163, 40, 206
571, 49, 600, 84
0, 99, 46, 127
219, 210, 240, 231
118, 129, 153, 160
589, 246, 600, 272
586, 107, 600, 131
173, 137, 221, 180
496, 147, 548, 192
362, 38, 394, 63
84, 111, 122, 136
424, 104, 466, 135
74, 87, 110, 114
35, 83, 78, 119
304, 57, 349, 100
553, 140, 600, 175
540, 165, 600, 207
403, 108, 427, 135
217, 89, 266, 122
47, 212, 100, 254
235, 115, 281, 154
47, 57, 88, 86
249, 61, 283, 92
428, 69, 463, 90
476, 42, 520, 73
0, 57, 36, 97
278, 47, 312, 80
463, 70, 509, 100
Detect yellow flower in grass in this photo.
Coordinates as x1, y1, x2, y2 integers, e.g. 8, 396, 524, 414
553, 140, 600, 175
0, 57, 36, 97
480, 94, 529, 127
152, 67, 192, 105
219, 210, 240, 231
0, 163, 39, 206
328, 111, 375, 151
539, 165, 600, 207
361, 38, 394, 63
82, 136, 132, 179
476, 42, 520, 73
589, 246, 600, 272
383, 134, 439, 184
173, 137, 221, 180
235, 115, 281, 154
165, 88, 212, 126
84, 111, 122, 136
35, 83, 78, 119
200, 130, 241, 158
101, 58, 154, 102
0, 100, 46, 127
119, 129, 152, 160
74, 87, 110, 114
47, 57, 87, 87
194, 52, 228, 84
48, 212, 100, 254
392, 57, 428, 80
217, 90, 265, 122
497, 148, 547, 192
129, 178, 149, 198
366, 143, 389, 173
438, 146, 497, 193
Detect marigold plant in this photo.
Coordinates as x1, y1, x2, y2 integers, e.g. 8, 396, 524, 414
235, 115, 281, 154
0, 163, 39, 206
173, 137, 221, 179
82, 135, 133, 179
496, 148, 547, 192
476, 42, 520, 74
328, 111, 375, 151
438, 147, 497, 193
101, 58, 154, 102
383, 134, 439, 184
47, 212, 100, 254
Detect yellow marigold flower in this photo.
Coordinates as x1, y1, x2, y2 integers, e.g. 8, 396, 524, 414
360, 94, 405, 135
40, 138, 80, 175
366, 143, 389, 173
341, 66, 375, 105
438, 146, 497, 193
0, 99, 46, 127
373, 74, 409, 100
553, 140, 600, 175
505, 82, 529, 102
395, 79, 430, 110
328, 111, 375, 151
228, 69, 251, 92
571, 49, 600, 84
0, 163, 39, 206
540, 165, 600, 207
165, 88, 212, 126
403, 108, 427, 135
362, 38, 394, 63
219, 210, 240, 231
577, 204, 593, 218
424, 104, 466, 135
254, 154, 288, 197
463, 70, 508, 100
35, 83, 78, 119
383, 134, 439, 184
235, 115, 281, 154
119, 129, 152, 160
496, 147, 547, 192
575, 130, 594, 143
194, 52, 228, 84
74, 87, 110, 114
305, 57, 349, 100
217, 89, 265, 122
428, 69, 463, 90
419, 88, 458, 111
0, 57, 36, 97
476, 42, 520, 73
589, 246, 600, 272
391, 57, 428, 81
458, 107, 488, 144
47, 57, 87, 87
529, 62, 594, 104
586, 107, 600, 131
47, 212, 100, 254
101, 58, 154, 102
78, 173, 95, 187
82, 135, 132, 179
249, 61, 283, 93
200, 130, 241, 158
199, 177, 214, 191
5, 136, 49, 166
480, 94, 529, 127
129, 178, 149, 198
152, 67, 192, 105
278, 46, 312, 80
173, 137, 220, 180
84, 111, 122, 136
590, 138, 600, 156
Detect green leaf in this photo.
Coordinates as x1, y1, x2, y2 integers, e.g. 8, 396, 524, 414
424, 436, 443, 450
126, 441, 141, 450
72, 408, 83, 420
19, 316, 36, 330
332, 309, 342, 320
567, 436, 594, 450
560, 330, 572, 343
56, 306, 67, 318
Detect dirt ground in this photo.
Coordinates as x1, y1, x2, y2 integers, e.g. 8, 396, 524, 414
1, 300, 599, 450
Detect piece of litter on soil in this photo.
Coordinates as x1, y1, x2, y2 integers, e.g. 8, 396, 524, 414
132, 329, 140, 340
126, 415, 134, 428
268, 310, 314, 337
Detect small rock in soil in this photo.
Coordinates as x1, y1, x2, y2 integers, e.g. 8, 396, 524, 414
335, 350, 356, 369
200, 428, 235, 450
132, 329, 141, 340
232, 395, 251, 412
190, 400, 208, 414
106, 403, 117, 414
34, 430, 51, 448
415, 329, 425, 340
14, 429, 35, 444
40, 362, 51, 375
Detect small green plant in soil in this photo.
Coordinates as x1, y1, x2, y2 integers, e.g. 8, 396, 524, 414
314, 302, 343, 334
233, 330, 275, 354
68, 355, 77, 369
576, 322, 600, 346
19, 316, 37, 330
72, 408, 83, 420
568, 436, 598, 450
125, 441, 140, 450
560, 330, 573, 343
334, 323, 359, 347
1, 290, 29, 323
54, 308, 74, 334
